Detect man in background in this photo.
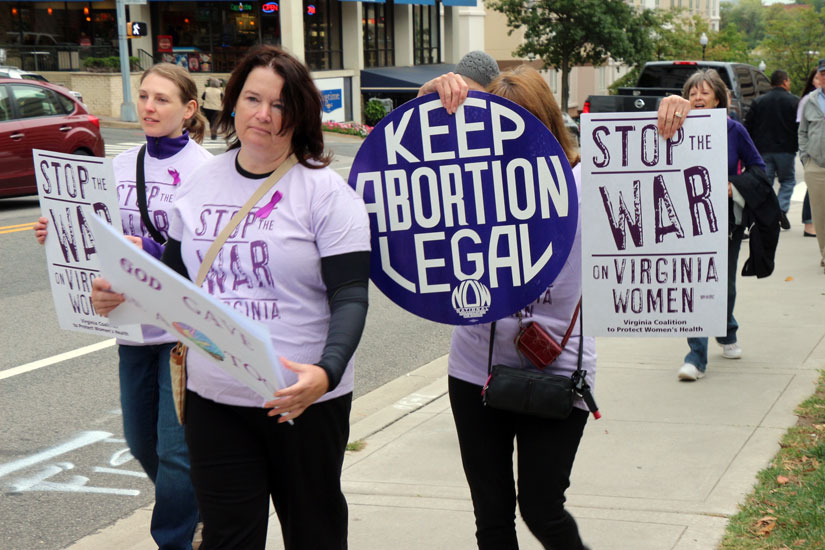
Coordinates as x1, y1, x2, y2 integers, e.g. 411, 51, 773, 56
417, 50, 500, 114
745, 69, 800, 230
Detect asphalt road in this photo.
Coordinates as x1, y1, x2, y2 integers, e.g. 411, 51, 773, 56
0, 128, 452, 550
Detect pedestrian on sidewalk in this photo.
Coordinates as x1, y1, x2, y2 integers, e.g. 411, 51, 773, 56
798, 69, 823, 238
432, 63, 689, 549
744, 69, 799, 231
93, 45, 370, 550
201, 77, 223, 140
678, 69, 767, 382
798, 59, 825, 273
34, 63, 210, 549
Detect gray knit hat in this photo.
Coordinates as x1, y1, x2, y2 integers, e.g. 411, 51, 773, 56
455, 50, 500, 88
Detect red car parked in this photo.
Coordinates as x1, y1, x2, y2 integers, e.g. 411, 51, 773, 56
0, 78, 104, 198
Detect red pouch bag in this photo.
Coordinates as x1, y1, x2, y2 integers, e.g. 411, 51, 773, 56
515, 322, 563, 369
514, 300, 581, 370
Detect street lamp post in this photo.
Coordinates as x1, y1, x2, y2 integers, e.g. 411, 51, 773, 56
805, 50, 820, 72
700, 32, 709, 61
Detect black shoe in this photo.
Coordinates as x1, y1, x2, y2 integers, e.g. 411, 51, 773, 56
780, 211, 791, 230
804, 231, 816, 237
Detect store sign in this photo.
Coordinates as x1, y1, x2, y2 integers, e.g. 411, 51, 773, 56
347, 91, 578, 325
157, 35, 173, 53
322, 89, 342, 113
230, 2, 253, 12
315, 77, 345, 123
262, 2, 279, 14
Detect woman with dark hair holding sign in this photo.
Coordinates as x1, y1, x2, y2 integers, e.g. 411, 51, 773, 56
35, 63, 209, 549
677, 69, 766, 382
93, 46, 370, 550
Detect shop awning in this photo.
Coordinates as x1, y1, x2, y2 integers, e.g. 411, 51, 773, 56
360, 63, 457, 93
442, 0, 478, 5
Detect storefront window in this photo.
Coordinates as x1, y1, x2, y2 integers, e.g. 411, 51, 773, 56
0, 2, 117, 71
363, 2, 394, 68
0, 2, 111, 47
151, 2, 278, 73
413, 2, 439, 65
304, 0, 342, 71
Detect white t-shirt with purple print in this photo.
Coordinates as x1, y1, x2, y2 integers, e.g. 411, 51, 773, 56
113, 138, 212, 346
167, 150, 371, 408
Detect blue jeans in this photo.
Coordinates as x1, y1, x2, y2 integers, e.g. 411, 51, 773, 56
119, 343, 199, 550
685, 226, 744, 372
764, 152, 797, 213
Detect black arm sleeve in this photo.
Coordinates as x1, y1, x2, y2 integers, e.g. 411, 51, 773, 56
161, 238, 191, 281
316, 251, 370, 392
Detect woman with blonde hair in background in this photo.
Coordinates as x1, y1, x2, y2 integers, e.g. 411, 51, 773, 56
35, 63, 210, 549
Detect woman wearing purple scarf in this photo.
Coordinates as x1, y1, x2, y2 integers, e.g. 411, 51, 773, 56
34, 63, 211, 549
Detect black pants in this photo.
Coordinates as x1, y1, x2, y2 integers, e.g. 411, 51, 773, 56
202, 108, 219, 138
185, 390, 351, 550
449, 376, 589, 550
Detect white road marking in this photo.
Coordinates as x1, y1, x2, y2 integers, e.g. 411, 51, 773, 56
0, 339, 116, 381
8, 463, 140, 495
93, 467, 147, 478
0, 431, 112, 479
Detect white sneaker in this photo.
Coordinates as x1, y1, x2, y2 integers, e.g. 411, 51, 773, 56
678, 363, 705, 381
719, 342, 742, 359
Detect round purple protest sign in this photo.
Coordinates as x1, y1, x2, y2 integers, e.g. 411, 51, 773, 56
348, 91, 578, 325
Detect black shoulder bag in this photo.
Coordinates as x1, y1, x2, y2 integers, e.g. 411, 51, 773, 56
136, 145, 166, 244
482, 302, 600, 420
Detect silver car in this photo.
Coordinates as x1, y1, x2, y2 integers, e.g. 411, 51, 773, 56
0, 65, 84, 104
562, 112, 579, 144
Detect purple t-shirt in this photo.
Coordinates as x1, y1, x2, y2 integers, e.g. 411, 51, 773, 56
167, 150, 371, 407
448, 163, 597, 411
113, 138, 213, 346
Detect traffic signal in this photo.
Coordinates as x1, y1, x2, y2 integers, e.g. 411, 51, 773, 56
127, 22, 148, 38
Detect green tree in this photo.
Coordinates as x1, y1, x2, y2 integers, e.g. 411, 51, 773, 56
719, 0, 765, 50
649, 11, 705, 61
486, 0, 655, 112
758, 4, 825, 94
801, 0, 825, 13
649, 12, 750, 64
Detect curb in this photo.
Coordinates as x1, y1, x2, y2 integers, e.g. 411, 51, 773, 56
98, 117, 141, 130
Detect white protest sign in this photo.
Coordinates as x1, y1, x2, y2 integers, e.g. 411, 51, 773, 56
34, 150, 143, 341
580, 110, 728, 337
88, 215, 285, 399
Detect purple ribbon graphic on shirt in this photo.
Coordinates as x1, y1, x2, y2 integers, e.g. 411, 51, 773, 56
254, 190, 283, 219
168, 168, 181, 186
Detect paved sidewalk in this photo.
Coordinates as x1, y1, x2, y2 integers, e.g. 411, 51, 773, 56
70, 199, 825, 550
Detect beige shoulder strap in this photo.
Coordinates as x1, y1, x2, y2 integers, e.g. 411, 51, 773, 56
194, 154, 298, 285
